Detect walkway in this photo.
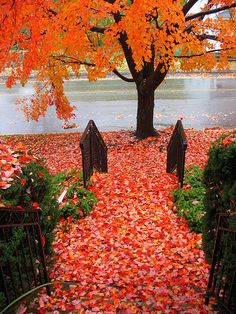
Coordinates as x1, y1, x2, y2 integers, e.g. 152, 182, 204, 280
3, 128, 227, 313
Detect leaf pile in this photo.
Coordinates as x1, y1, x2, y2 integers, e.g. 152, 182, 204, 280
0, 127, 232, 313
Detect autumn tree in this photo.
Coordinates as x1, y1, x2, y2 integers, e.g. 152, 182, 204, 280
0, 0, 236, 138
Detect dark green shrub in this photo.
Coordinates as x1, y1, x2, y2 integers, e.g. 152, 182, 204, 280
0, 228, 26, 311
203, 131, 236, 259
172, 165, 205, 233
0, 145, 97, 253
0, 158, 60, 254
56, 170, 97, 220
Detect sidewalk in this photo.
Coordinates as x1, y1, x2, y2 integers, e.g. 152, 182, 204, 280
3, 128, 228, 312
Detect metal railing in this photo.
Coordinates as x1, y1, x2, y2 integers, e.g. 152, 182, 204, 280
166, 120, 188, 187
205, 213, 236, 313
80, 120, 108, 187
0, 207, 50, 311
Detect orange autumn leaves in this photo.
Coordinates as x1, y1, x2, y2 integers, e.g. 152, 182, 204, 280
1, 127, 230, 313
0, 1, 235, 123
0, 143, 36, 191
220, 132, 236, 146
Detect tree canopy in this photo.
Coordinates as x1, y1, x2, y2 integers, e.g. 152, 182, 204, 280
0, 0, 235, 137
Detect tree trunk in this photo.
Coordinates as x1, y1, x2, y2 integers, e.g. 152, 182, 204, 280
135, 80, 157, 139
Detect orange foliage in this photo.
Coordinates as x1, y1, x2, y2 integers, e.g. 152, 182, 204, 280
0, 0, 235, 121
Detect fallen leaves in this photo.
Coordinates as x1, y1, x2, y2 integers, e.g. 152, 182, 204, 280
0, 142, 37, 190
0, 127, 233, 312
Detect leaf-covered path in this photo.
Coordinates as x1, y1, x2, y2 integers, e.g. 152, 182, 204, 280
1, 128, 228, 313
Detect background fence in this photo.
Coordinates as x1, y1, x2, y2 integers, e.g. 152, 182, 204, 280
80, 120, 108, 187
0, 207, 49, 312
166, 119, 188, 187
205, 212, 236, 313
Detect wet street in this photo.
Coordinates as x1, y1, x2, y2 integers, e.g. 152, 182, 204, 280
0, 76, 235, 135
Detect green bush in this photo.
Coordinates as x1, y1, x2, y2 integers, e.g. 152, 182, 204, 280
0, 144, 97, 253
0, 228, 27, 310
0, 158, 60, 255
0, 143, 98, 311
54, 170, 97, 220
202, 131, 236, 260
172, 165, 205, 233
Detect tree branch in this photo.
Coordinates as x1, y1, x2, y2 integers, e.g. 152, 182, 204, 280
186, 3, 236, 21
103, 0, 116, 3
153, 62, 169, 90
183, 0, 199, 16
176, 47, 232, 59
90, 26, 107, 34
52, 55, 95, 67
48, 8, 57, 16
112, 69, 134, 82
46, 6, 108, 34
196, 34, 218, 41
1, 0, 16, 24
117, 32, 139, 82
